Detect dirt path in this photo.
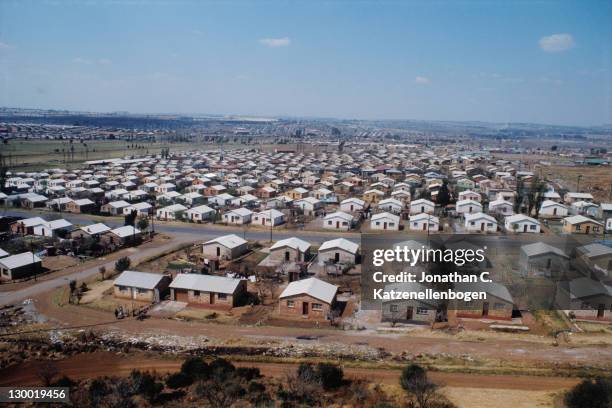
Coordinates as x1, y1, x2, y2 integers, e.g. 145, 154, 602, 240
0, 352, 580, 391
26, 292, 612, 369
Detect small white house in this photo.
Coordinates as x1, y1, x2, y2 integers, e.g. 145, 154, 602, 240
458, 190, 481, 202
185, 205, 216, 223
294, 197, 322, 216
539, 200, 568, 218
323, 211, 354, 231
488, 198, 514, 216
505, 214, 541, 233
223, 208, 253, 225
340, 197, 365, 213
464, 212, 498, 233
409, 199, 435, 215
371, 212, 400, 231
378, 198, 403, 214
253, 209, 285, 226
456, 199, 483, 215
156, 204, 188, 220
409, 213, 439, 232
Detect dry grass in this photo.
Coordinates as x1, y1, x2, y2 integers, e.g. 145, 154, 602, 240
548, 165, 612, 202
442, 386, 561, 408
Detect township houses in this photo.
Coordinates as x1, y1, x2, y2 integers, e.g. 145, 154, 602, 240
539, 200, 568, 218
269, 237, 311, 262
371, 212, 400, 231
378, 198, 403, 214
208, 193, 234, 207
382, 282, 441, 324
504, 214, 541, 233
519, 242, 569, 278
556, 277, 612, 321
279, 277, 338, 321
318, 238, 359, 265
100, 225, 142, 247
203, 234, 248, 261
169, 274, 247, 309
66, 198, 96, 214
456, 199, 483, 215
0, 252, 42, 281
409, 213, 439, 232
123, 202, 153, 216
113, 270, 171, 302
101, 200, 131, 215
285, 187, 309, 200
458, 190, 481, 202
452, 282, 514, 321
223, 208, 253, 225
487, 198, 513, 216
562, 215, 603, 235
575, 243, 612, 278
185, 205, 216, 223
252, 209, 285, 226
390, 190, 411, 203
294, 197, 322, 216
323, 211, 354, 231
464, 212, 497, 233
71, 223, 111, 240
340, 197, 365, 213
409, 199, 435, 215
571, 201, 599, 218
33, 219, 75, 238
10, 217, 47, 235
362, 189, 385, 204
156, 204, 188, 220
564, 192, 594, 204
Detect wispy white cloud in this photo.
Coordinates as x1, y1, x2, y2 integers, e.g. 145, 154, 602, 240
539, 33, 575, 53
259, 37, 290, 47
415, 76, 430, 85
0, 42, 15, 50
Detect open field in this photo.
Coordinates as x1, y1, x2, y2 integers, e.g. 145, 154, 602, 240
548, 165, 612, 202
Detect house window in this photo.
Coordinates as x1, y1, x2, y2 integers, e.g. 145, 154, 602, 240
470, 221, 475, 226
487, 223, 493, 227
390, 304, 398, 312
416, 307, 428, 315
312, 303, 323, 311
287, 300, 295, 308
530, 225, 536, 230
389, 223, 395, 227
137, 288, 147, 294
494, 303, 506, 309
194, 290, 200, 296
376, 222, 380, 226
328, 221, 332, 225
342, 222, 348, 226
218, 293, 227, 300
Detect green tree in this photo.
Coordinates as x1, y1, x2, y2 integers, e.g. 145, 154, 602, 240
565, 377, 611, 408
400, 364, 438, 408
115, 257, 131, 273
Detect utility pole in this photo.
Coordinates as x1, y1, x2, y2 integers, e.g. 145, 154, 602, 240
576, 175, 582, 192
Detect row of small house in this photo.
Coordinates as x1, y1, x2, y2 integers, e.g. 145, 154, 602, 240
113, 270, 339, 321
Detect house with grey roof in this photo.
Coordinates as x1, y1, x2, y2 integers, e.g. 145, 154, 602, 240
556, 277, 612, 321
0, 252, 42, 281
170, 273, 247, 308
113, 270, 171, 302
519, 242, 570, 278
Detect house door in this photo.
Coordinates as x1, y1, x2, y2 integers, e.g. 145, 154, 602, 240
480, 223, 485, 232
423, 223, 427, 231
285, 251, 290, 261
553, 208, 557, 215
383, 222, 387, 230
334, 252, 340, 262
216, 247, 221, 257
585, 226, 590, 234
421, 206, 425, 213
336, 221, 340, 229
482, 302, 489, 317
262, 219, 266, 226
523, 225, 528, 232
209, 293, 215, 304
597, 304, 605, 318
406, 307, 413, 320
302, 302, 309, 316
350, 205, 354, 211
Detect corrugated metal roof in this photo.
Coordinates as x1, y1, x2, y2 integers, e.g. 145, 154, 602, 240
0, 252, 41, 269
170, 273, 242, 294
114, 270, 166, 290
279, 277, 338, 304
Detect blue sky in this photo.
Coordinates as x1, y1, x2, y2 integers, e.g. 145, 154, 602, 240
1, 0, 611, 126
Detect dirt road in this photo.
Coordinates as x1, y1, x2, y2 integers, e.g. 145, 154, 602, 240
26, 293, 612, 369
0, 351, 580, 391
